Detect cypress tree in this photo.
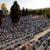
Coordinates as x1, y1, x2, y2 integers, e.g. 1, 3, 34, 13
22, 7, 26, 16
10, 1, 20, 23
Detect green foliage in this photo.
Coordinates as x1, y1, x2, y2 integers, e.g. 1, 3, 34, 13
22, 8, 29, 16
25, 8, 28, 15
10, 1, 50, 20
22, 7, 26, 16
28, 8, 50, 18
10, 1, 20, 23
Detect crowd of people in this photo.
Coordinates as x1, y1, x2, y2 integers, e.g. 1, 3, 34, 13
0, 15, 50, 50
16, 32, 50, 50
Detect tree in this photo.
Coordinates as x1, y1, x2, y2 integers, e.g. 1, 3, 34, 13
10, 1, 20, 23
25, 8, 28, 15
22, 7, 26, 16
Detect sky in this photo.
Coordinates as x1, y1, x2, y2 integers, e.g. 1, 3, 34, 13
0, 0, 50, 11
